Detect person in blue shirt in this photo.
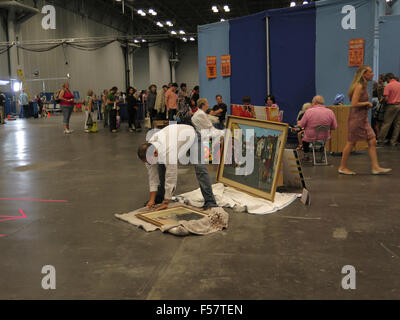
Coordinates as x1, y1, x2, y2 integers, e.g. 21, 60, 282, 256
18, 90, 29, 118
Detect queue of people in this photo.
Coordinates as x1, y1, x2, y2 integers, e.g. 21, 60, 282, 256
55, 82, 206, 134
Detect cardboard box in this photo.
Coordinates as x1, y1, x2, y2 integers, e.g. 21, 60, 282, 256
326, 105, 368, 153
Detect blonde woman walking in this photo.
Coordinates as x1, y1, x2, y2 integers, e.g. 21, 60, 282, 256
339, 66, 391, 175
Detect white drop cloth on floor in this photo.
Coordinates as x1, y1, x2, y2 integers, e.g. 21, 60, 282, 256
115, 204, 228, 236
176, 183, 301, 215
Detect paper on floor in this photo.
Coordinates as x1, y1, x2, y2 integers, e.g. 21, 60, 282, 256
176, 183, 301, 215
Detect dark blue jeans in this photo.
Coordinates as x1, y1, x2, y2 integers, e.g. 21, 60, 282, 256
194, 163, 218, 207
213, 122, 225, 130
155, 135, 218, 208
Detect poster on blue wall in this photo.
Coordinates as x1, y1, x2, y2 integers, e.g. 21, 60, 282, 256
315, 0, 375, 109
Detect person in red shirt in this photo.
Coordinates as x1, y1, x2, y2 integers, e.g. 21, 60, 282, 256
240, 95, 256, 118
190, 97, 198, 113
59, 82, 75, 134
378, 73, 400, 146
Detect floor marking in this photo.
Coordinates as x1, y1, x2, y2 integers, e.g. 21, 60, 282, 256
0, 198, 68, 203
0, 208, 27, 221
0, 209, 27, 238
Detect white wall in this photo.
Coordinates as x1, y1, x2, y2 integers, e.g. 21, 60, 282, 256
0, 0, 200, 97
175, 43, 199, 91
12, 0, 126, 97
131, 41, 199, 92
132, 47, 150, 91
149, 43, 171, 89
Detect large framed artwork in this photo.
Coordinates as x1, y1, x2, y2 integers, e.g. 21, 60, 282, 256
137, 206, 209, 227
217, 116, 288, 202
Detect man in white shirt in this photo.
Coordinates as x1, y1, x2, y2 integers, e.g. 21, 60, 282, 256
137, 124, 218, 210
191, 98, 225, 141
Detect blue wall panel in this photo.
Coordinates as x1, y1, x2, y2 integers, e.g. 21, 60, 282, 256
316, 0, 375, 105
229, 11, 268, 107
379, 15, 400, 76
269, 4, 316, 125
198, 21, 231, 111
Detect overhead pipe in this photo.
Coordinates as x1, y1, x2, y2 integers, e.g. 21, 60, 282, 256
0, 1, 39, 24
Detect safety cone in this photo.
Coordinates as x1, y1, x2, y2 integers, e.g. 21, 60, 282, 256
47, 112, 51, 118
8, 115, 11, 120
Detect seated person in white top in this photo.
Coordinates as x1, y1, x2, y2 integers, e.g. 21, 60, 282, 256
191, 98, 225, 141
137, 124, 218, 211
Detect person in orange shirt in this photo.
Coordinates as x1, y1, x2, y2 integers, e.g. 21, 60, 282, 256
165, 83, 178, 121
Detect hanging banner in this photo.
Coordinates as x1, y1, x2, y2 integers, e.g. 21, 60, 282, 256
207, 56, 217, 78
349, 38, 365, 67
221, 54, 231, 77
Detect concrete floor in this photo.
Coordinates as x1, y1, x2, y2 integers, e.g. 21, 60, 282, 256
0, 114, 399, 300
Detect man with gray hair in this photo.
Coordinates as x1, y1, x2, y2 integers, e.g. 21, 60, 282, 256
299, 95, 338, 156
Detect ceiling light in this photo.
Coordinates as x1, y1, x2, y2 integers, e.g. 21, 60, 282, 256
290, 1, 296, 7
134, 39, 139, 43
137, 9, 146, 16
223, 5, 230, 12
179, 30, 185, 35
166, 21, 173, 27
142, 39, 147, 43
189, 37, 195, 41
303, 1, 309, 4
156, 21, 163, 27
182, 37, 187, 42
170, 30, 177, 35
212, 5, 219, 13
148, 9, 157, 16
220, 18, 226, 22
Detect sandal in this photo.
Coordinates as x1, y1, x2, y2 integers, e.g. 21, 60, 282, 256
338, 168, 356, 175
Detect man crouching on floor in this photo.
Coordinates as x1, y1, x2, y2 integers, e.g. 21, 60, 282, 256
137, 124, 218, 211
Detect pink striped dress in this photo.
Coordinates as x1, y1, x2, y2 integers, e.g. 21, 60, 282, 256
348, 87, 376, 142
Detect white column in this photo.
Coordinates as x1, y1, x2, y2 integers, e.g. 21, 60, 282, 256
373, 0, 381, 80
171, 63, 176, 83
